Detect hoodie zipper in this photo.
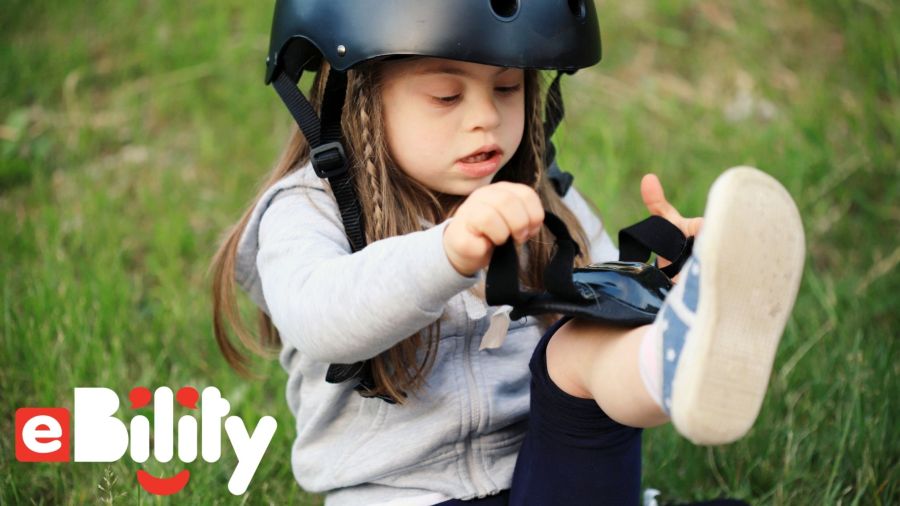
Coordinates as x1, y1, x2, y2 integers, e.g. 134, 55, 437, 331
461, 294, 491, 496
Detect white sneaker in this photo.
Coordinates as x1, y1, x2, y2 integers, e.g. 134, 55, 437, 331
656, 167, 805, 444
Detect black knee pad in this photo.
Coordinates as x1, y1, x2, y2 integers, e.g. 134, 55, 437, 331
485, 212, 693, 325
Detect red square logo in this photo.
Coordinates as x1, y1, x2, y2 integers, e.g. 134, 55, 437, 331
15, 408, 70, 462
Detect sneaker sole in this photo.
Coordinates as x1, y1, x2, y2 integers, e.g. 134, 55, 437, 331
671, 167, 805, 445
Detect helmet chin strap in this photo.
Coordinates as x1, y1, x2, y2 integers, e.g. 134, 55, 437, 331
272, 69, 395, 401
271, 67, 579, 403
272, 70, 366, 253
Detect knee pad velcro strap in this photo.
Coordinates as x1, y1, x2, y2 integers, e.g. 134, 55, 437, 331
618, 215, 694, 279
485, 212, 690, 325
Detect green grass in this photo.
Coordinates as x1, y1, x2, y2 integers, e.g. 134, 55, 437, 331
1, 0, 897, 504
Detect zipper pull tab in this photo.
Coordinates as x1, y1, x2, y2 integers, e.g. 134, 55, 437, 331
479, 305, 513, 350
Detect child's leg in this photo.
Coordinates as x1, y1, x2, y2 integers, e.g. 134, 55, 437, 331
509, 316, 643, 506
546, 320, 668, 428
546, 167, 805, 444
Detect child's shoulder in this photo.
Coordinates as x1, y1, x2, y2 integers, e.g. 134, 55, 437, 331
255, 161, 342, 231
235, 161, 337, 301
259, 161, 337, 218
271, 161, 326, 195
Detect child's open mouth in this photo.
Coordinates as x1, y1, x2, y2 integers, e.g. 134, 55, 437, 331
460, 150, 496, 163
457, 149, 502, 178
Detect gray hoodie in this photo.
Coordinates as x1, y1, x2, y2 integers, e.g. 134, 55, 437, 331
235, 162, 618, 505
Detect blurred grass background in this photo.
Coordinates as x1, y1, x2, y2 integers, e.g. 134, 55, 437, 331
1, 0, 897, 504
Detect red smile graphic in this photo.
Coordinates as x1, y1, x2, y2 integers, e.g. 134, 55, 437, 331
136, 469, 191, 495
130, 386, 199, 495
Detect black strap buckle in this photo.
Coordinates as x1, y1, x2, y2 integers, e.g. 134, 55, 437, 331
311, 141, 349, 179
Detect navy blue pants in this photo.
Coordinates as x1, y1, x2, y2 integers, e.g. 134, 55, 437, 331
436, 317, 643, 506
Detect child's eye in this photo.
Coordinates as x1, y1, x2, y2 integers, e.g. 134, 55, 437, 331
496, 84, 522, 94
433, 94, 461, 105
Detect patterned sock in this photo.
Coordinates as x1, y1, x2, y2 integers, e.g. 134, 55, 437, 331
638, 258, 698, 413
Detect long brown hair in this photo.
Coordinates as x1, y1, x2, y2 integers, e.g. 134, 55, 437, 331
211, 61, 592, 403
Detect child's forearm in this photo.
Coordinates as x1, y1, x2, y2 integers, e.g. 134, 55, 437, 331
257, 190, 478, 364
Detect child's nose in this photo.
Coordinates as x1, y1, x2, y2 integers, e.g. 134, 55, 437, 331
464, 91, 502, 132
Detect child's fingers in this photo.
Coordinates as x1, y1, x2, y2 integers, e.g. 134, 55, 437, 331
642, 174, 705, 239
483, 185, 539, 243
449, 182, 545, 271
641, 173, 682, 222
465, 200, 515, 246
500, 183, 545, 234
485, 182, 544, 235
443, 221, 493, 276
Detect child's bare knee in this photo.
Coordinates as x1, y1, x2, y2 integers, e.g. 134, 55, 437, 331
545, 320, 595, 399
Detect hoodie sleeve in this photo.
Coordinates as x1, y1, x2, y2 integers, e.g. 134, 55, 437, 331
256, 185, 479, 364
562, 187, 619, 263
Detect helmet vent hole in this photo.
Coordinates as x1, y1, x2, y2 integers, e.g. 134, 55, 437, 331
490, 0, 519, 19
568, 0, 586, 20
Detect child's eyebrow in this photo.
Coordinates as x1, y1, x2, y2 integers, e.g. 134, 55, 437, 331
415, 66, 513, 78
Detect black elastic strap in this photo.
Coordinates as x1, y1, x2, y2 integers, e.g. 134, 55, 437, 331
485, 238, 528, 308
319, 71, 346, 145
619, 216, 694, 278
486, 212, 582, 308
541, 213, 583, 301
273, 73, 322, 147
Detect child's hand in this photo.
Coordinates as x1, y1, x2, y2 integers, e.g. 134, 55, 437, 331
443, 182, 545, 277
641, 174, 704, 270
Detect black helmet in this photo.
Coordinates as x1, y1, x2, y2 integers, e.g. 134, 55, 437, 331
264, 0, 603, 401
266, 0, 602, 83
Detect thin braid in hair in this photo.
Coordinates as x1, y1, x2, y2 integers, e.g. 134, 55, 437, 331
354, 71, 386, 240
529, 73, 547, 188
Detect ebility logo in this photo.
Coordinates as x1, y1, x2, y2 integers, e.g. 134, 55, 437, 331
15, 387, 277, 496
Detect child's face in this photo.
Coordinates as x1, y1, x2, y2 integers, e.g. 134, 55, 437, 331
380, 58, 525, 196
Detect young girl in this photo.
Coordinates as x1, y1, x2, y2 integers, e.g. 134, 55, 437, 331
211, 2, 804, 505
